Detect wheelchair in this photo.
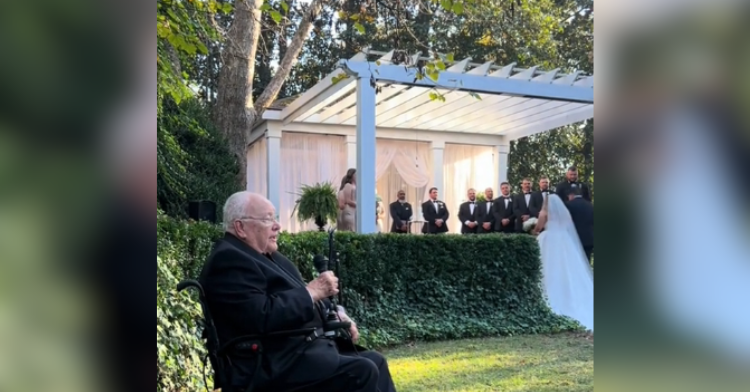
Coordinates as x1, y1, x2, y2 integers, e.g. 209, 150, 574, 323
176, 279, 317, 392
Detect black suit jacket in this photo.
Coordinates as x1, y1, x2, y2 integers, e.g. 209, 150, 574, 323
389, 201, 413, 233
555, 181, 592, 201
475, 200, 495, 233
458, 201, 478, 234
565, 197, 594, 249
528, 190, 552, 218
198, 234, 339, 389
513, 192, 533, 232
421, 199, 450, 233
492, 196, 516, 233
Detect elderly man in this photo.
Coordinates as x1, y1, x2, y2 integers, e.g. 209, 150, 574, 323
199, 191, 397, 392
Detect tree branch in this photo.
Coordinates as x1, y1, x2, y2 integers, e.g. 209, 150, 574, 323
253, 0, 328, 115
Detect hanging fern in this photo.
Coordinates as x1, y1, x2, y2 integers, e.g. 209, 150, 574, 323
291, 182, 339, 231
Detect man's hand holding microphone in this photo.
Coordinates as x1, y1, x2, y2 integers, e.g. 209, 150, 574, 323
306, 271, 339, 302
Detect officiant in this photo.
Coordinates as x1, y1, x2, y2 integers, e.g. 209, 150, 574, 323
556, 166, 591, 202
389, 190, 412, 233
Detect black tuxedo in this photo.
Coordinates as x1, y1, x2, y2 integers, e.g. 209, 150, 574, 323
492, 196, 516, 233
458, 200, 478, 234
421, 199, 450, 234
529, 190, 552, 218
565, 196, 594, 261
389, 201, 412, 233
513, 192, 533, 233
475, 200, 495, 234
199, 234, 395, 392
556, 181, 591, 201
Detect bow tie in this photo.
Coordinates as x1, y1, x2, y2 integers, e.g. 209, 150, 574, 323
504, 197, 510, 200
524, 192, 531, 195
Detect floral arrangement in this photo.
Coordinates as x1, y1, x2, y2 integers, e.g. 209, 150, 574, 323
523, 217, 538, 232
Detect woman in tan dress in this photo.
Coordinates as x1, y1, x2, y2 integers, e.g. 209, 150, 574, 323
337, 168, 357, 231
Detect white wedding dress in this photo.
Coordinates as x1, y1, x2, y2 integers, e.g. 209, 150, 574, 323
537, 194, 594, 331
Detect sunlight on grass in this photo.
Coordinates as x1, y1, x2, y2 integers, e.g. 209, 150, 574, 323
383, 334, 593, 392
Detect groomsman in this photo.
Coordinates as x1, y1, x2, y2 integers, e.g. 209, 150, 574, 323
389, 190, 412, 233
513, 178, 533, 233
492, 182, 516, 233
529, 176, 552, 218
556, 166, 591, 201
458, 188, 478, 234
421, 187, 450, 234
476, 187, 495, 234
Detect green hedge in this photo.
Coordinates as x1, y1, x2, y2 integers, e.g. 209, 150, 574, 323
157, 213, 579, 391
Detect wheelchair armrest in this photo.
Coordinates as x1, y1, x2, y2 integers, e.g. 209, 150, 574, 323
265, 328, 317, 338
219, 328, 317, 355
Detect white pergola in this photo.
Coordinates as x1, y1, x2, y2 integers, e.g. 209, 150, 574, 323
250, 50, 594, 234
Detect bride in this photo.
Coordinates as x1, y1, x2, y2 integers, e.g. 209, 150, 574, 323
533, 194, 594, 332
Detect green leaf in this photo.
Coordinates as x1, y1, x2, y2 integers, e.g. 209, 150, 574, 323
375, 60, 381, 66
452, 2, 464, 15
350, 13, 360, 21
429, 92, 439, 101
270, 10, 282, 24
280, 1, 289, 13
446, 53, 455, 62
469, 92, 482, 100
436, 60, 446, 71
260, 4, 272, 12
331, 73, 350, 85
441, 0, 453, 11
353, 22, 365, 33
222, 3, 233, 13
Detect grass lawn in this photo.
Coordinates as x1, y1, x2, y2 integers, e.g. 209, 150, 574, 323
382, 333, 594, 392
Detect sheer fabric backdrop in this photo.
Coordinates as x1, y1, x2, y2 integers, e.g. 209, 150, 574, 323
443, 144, 496, 233
246, 137, 267, 199
375, 139, 432, 232
250, 134, 494, 234
280, 132, 347, 232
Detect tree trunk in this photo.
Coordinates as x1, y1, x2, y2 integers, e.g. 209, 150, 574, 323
214, 0, 327, 190
214, 0, 265, 189
253, 0, 325, 114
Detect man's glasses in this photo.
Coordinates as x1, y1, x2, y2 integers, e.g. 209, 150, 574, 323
237, 216, 278, 225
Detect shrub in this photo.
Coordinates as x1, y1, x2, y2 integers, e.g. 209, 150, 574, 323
276, 231, 578, 348
157, 211, 223, 392
156, 214, 579, 390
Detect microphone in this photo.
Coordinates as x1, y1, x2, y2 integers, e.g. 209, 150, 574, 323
312, 254, 349, 337
313, 254, 329, 275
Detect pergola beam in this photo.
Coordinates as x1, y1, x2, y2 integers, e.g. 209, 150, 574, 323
339, 60, 594, 104
502, 105, 594, 140
281, 77, 356, 124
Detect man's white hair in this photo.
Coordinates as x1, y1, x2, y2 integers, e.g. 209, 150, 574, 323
223, 191, 250, 231
222, 191, 268, 231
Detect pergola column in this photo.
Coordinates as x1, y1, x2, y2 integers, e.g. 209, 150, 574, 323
266, 125, 282, 213
344, 135, 357, 170
495, 143, 510, 189
431, 140, 445, 192
355, 75, 377, 234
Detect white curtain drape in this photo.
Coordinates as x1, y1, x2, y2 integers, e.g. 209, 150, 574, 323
375, 139, 432, 232
280, 132, 347, 233
443, 144, 496, 233
246, 137, 267, 197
